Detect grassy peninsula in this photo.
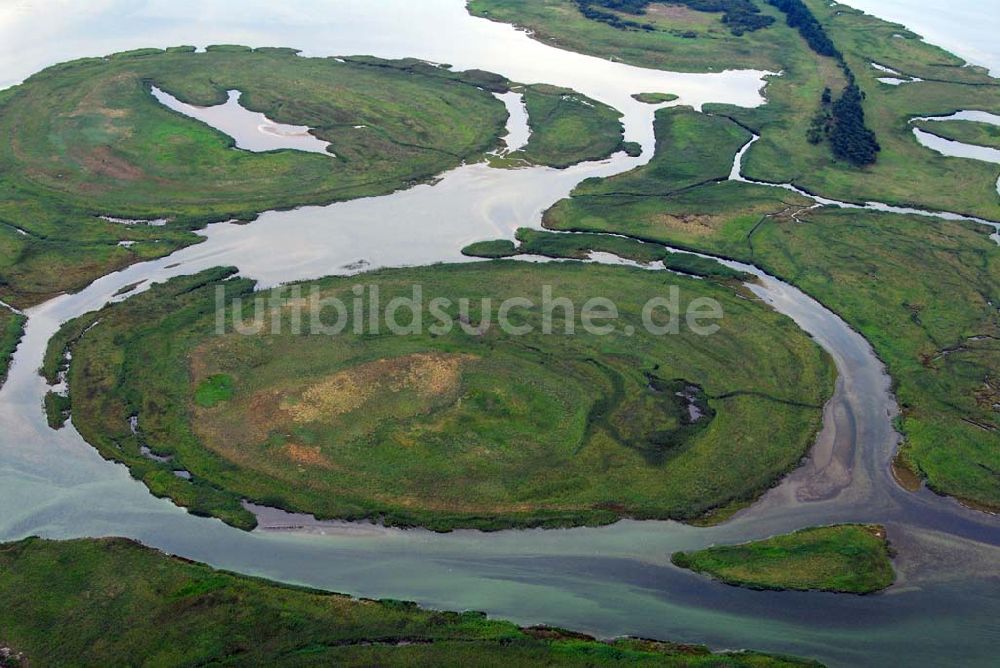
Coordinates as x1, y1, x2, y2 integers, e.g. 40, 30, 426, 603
462, 228, 751, 280
0, 537, 822, 667
45, 263, 833, 531
912, 119, 1000, 151
0, 47, 510, 308
469, 0, 794, 72
0, 306, 25, 388
672, 524, 896, 594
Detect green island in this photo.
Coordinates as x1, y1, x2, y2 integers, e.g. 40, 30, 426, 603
0, 306, 25, 387
0, 47, 626, 310
43, 391, 71, 430
464, 228, 664, 262
633, 92, 680, 104
0, 537, 821, 667
912, 119, 1000, 151
45, 263, 833, 530
508, 84, 627, 168
476, 1, 1000, 511
671, 524, 896, 594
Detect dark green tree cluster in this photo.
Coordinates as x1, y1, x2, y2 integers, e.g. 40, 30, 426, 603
829, 84, 880, 165
806, 87, 833, 145
574, 0, 774, 35
765, 0, 840, 57
574, 0, 655, 30
767, 0, 879, 166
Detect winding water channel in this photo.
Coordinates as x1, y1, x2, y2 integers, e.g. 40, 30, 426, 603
1, 2, 998, 666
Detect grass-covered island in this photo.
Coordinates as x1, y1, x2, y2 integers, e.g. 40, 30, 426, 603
0, 46, 625, 309
510, 83, 629, 168
0, 537, 823, 666
671, 524, 895, 594
45, 263, 833, 530
633, 92, 680, 104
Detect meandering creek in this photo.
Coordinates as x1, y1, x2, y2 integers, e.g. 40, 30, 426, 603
0, 2, 998, 666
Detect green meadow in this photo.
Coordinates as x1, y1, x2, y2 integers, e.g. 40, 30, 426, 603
46, 263, 833, 531
514, 84, 627, 167
0, 537, 822, 667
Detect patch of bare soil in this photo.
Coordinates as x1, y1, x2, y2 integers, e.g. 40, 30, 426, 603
81, 145, 145, 181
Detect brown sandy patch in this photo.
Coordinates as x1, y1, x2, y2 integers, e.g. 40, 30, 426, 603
644, 3, 716, 28
284, 443, 336, 469
890, 451, 923, 492
647, 4, 700, 20
190, 351, 477, 475
81, 145, 145, 181
283, 352, 474, 424
67, 105, 129, 119
653, 212, 718, 237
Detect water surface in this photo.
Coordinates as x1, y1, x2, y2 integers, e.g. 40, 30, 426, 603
151, 86, 333, 154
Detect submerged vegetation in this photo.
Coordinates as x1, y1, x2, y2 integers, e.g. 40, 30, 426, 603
672, 524, 895, 593
47, 263, 833, 530
0, 537, 822, 666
